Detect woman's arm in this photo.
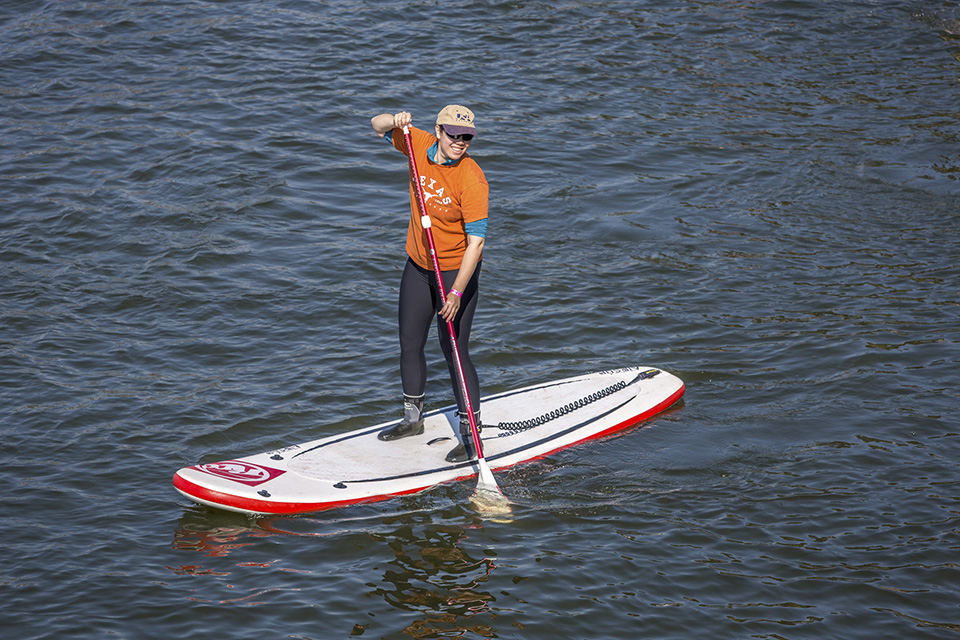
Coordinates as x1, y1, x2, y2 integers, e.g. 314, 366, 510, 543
371, 111, 411, 138
439, 234, 485, 322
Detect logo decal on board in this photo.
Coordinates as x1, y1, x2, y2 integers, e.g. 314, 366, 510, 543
195, 461, 285, 486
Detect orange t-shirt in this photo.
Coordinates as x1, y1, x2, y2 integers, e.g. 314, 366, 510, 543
391, 127, 488, 271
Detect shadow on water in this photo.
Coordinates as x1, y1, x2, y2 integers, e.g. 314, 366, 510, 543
171, 494, 510, 638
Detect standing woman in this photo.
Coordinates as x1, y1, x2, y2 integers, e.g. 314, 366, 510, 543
370, 105, 489, 463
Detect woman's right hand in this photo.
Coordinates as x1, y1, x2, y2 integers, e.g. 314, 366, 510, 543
393, 111, 412, 130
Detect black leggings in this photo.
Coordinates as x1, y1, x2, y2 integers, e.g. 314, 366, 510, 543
398, 258, 481, 412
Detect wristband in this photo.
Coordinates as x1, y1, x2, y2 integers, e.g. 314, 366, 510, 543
449, 288, 463, 298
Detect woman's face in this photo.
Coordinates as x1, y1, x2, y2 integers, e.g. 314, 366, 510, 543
435, 125, 473, 163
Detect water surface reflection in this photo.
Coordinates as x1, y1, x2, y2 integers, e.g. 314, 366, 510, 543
172, 499, 508, 636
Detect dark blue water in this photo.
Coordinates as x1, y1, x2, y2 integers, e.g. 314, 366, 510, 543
3, 1, 959, 638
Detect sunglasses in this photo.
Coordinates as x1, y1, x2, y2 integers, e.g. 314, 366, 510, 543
442, 127, 474, 142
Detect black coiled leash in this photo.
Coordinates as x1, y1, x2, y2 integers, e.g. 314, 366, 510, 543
494, 369, 660, 435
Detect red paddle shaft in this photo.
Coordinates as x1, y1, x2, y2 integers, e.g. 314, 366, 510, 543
401, 126, 484, 459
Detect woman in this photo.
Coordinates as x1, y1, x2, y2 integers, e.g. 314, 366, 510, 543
370, 105, 489, 463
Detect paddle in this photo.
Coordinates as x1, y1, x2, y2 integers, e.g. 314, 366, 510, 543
400, 125, 508, 510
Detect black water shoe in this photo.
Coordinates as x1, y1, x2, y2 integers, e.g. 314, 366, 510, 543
445, 409, 481, 462
378, 394, 424, 441
445, 439, 475, 463
378, 419, 424, 441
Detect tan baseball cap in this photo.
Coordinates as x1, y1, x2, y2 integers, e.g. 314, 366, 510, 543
436, 105, 478, 137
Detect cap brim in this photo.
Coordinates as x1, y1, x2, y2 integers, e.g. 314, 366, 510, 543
442, 124, 478, 137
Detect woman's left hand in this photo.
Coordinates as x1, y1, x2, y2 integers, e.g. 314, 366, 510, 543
439, 294, 461, 322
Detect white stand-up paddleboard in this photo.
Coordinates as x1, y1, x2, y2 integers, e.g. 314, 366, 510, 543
173, 366, 685, 515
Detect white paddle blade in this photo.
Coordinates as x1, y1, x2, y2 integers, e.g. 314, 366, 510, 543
471, 460, 512, 519
476, 459, 499, 490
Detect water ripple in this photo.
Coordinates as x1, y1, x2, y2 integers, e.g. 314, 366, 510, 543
3, 1, 960, 639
